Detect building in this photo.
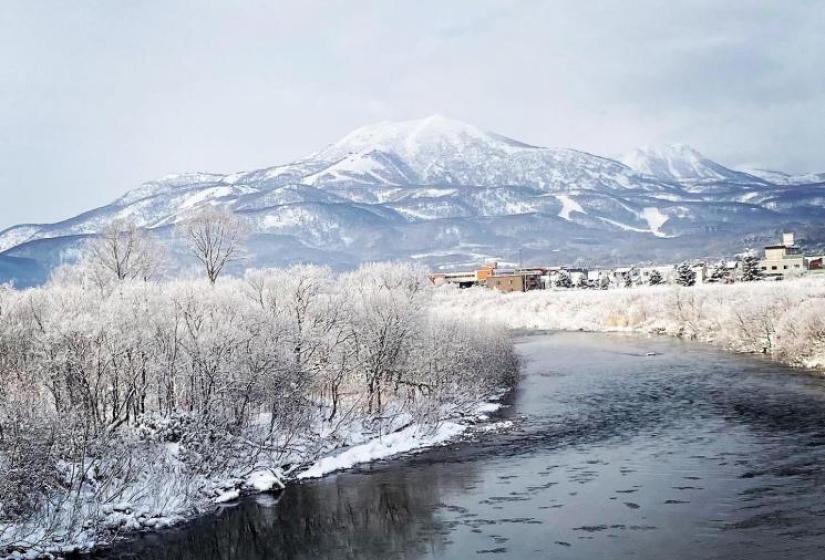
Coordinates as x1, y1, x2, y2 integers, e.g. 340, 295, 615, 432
760, 232, 805, 278
807, 256, 824, 272
475, 263, 498, 282
484, 271, 542, 293
691, 262, 708, 284
566, 267, 589, 286
429, 261, 544, 291
428, 270, 478, 288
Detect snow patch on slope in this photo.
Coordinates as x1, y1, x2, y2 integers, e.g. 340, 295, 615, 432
640, 207, 670, 237
556, 194, 586, 220
597, 217, 651, 234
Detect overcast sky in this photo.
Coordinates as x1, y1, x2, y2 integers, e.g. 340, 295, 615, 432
1, 1, 823, 230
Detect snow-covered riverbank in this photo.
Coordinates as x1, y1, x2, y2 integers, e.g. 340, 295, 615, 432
1, 397, 508, 560
432, 278, 825, 371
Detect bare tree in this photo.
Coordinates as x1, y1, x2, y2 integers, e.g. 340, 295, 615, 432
88, 220, 162, 282
181, 207, 246, 284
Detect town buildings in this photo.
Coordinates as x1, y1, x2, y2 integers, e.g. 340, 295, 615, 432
428, 231, 821, 292
429, 262, 544, 292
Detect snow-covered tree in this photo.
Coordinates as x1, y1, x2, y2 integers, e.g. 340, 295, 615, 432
87, 220, 163, 283
648, 269, 664, 286
741, 254, 763, 282
706, 260, 730, 283
575, 274, 589, 289
622, 267, 638, 288
555, 270, 573, 288
181, 207, 246, 284
675, 262, 696, 287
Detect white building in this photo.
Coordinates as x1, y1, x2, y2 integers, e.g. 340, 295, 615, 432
760, 232, 805, 278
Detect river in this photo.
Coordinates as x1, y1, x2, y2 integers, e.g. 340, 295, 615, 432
97, 332, 825, 559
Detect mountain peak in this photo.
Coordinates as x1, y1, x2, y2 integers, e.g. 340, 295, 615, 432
621, 143, 762, 185
638, 143, 704, 158
315, 115, 533, 163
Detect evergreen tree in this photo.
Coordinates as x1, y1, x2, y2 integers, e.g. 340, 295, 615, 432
623, 267, 638, 288
741, 255, 763, 282
648, 269, 663, 286
555, 270, 573, 288
576, 274, 589, 289
706, 260, 729, 283
675, 262, 696, 287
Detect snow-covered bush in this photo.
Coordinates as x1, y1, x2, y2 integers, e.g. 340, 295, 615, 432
774, 300, 825, 369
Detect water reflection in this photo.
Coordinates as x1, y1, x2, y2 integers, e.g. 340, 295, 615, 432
101, 455, 483, 560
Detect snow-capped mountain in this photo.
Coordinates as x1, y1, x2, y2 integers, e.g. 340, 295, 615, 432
2, 115, 824, 286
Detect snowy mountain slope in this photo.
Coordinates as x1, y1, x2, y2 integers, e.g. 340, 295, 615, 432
231, 184, 351, 211
621, 144, 769, 187
303, 150, 421, 187
0, 182, 259, 252
740, 167, 825, 187
2, 115, 825, 286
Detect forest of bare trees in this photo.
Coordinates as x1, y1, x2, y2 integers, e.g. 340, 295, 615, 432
0, 262, 517, 555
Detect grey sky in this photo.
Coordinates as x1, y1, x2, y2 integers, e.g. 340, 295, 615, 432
1, 0, 823, 230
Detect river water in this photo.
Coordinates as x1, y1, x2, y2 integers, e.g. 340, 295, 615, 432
99, 332, 825, 559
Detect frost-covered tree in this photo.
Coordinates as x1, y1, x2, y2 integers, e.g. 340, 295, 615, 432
87, 220, 163, 283
675, 262, 696, 287
741, 255, 763, 282
622, 267, 639, 288
575, 274, 588, 289
181, 207, 246, 284
706, 260, 730, 283
648, 269, 664, 286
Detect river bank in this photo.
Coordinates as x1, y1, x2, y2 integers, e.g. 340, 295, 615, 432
1, 393, 513, 560
0, 265, 518, 559
432, 278, 825, 371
